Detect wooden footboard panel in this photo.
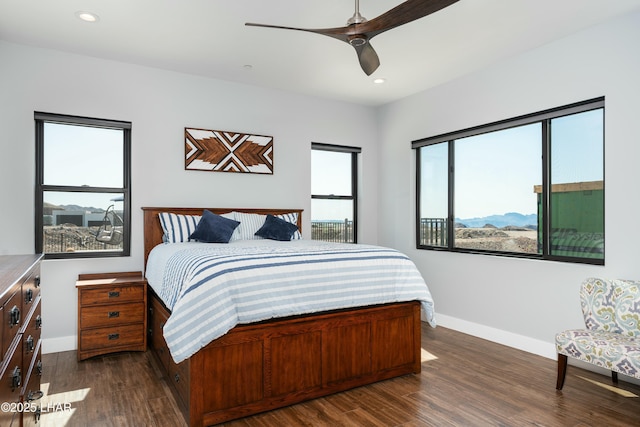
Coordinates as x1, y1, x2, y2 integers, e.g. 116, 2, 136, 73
148, 290, 422, 427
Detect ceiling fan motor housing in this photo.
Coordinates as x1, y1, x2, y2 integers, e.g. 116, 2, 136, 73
348, 34, 367, 46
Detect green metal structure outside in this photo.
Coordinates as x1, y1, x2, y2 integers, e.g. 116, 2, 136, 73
536, 180, 604, 259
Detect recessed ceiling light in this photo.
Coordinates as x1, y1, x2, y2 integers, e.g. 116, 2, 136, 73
243, 64, 253, 71
373, 78, 386, 84
75, 11, 99, 23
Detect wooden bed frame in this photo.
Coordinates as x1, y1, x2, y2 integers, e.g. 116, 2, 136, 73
142, 207, 422, 427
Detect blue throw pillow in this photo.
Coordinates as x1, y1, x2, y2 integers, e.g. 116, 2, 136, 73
190, 210, 240, 243
255, 214, 299, 241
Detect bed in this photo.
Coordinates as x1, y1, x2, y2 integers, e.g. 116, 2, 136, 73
142, 207, 435, 426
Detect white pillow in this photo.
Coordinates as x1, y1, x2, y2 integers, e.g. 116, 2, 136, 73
230, 212, 267, 241
159, 212, 201, 243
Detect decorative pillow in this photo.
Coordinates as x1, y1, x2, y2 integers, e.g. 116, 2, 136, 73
159, 212, 201, 243
275, 212, 302, 240
230, 212, 267, 240
255, 214, 300, 241
189, 210, 240, 243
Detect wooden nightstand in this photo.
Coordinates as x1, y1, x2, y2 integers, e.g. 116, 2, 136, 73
76, 271, 147, 361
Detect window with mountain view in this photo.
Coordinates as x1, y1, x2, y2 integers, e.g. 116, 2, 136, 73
35, 112, 131, 259
413, 98, 604, 264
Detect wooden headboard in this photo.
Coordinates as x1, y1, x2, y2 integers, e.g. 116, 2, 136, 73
141, 207, 303, 266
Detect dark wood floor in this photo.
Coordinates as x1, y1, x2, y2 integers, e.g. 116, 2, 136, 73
40, 325, 640, 426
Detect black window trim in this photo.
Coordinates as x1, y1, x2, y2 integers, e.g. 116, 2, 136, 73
412, 97, 605, 265
311, 142, 361, 244
35, 111, 132, 259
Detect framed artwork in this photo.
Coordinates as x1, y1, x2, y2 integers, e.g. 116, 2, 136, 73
185, 127, 273, 174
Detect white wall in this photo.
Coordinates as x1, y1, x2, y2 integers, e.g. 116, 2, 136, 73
0, 41, 379, 352
377, 11, 640, 360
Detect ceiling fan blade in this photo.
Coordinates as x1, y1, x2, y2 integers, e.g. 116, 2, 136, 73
359, 0, 460, 39
354, 41, 380, 76
245, 22, 350, 43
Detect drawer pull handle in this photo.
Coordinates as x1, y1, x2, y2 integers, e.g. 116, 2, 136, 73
108, 333, 120, 340
26, 288, 34, 304
9, 305, 20, 327
35, 276, 41, 287
36, 315, 43, 329
11, 366, 21, 390
28, 390, 44, 401
174, 373, 180, 383
26, 335, 35, 352
108, 291, 120, 298
37, 360, 43, 376
108, 311, 120, 318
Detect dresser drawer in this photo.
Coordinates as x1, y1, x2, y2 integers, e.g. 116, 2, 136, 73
21, 266, 41, 319
22, 338, 43, 403
2, 290, 21, 360
0, 340, 22, 406
21, 339, 43, 427
80, 302, 145, 329
22, 298, 42, 358
80, 285, 144, 306
79, 323, 145, 352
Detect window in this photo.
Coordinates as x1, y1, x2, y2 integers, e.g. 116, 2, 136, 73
413, 98, 604, 264
311, 143, 360, 243
35, 112, 131, 259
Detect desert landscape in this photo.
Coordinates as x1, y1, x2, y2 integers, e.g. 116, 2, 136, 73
454, 225, 538, 253
43, 224, 121, 253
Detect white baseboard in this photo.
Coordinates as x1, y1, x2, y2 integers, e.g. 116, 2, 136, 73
435, 313, 558, 360
434, 314, 640, 386
42, 336, 76, 354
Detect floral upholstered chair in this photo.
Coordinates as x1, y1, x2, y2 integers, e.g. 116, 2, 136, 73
555, 277, 640, 389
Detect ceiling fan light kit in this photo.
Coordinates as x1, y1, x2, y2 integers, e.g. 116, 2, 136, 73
348, 34, 367, 47
245, 0, 459, 75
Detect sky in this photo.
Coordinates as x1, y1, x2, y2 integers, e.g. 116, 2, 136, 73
420, 108, 603, 219
311, 149, 354, 221
43, 122, 124, 211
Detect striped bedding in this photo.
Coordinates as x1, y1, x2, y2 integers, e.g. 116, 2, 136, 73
145, 239, 435, 363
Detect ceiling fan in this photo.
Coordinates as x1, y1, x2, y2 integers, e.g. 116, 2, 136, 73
245, 0, 459, 76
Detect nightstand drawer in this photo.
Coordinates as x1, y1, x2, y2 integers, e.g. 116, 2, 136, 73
80, 285, 144, 306
79, 324, 145, 351
80, 302, 145, 329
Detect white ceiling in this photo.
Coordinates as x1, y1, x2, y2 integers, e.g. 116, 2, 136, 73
2, 0, 640, 106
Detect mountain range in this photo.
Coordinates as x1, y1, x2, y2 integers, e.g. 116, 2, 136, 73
456, 212, 537, 229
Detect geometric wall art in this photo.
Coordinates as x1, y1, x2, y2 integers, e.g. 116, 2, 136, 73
185, 127, 273, 174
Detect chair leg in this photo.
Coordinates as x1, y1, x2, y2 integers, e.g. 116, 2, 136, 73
612, 370, 618, 384
556, 354, 568, 390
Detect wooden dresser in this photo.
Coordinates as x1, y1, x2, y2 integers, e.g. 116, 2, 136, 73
76, 271, 147, 361
0, 254, 44, 427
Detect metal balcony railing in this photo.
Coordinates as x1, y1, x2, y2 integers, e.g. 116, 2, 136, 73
311, 219, 354, 243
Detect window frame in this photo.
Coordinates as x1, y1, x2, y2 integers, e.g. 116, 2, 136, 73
311, 142, 361, 244
412, 97, 605, 265
35, 112, 132, 259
